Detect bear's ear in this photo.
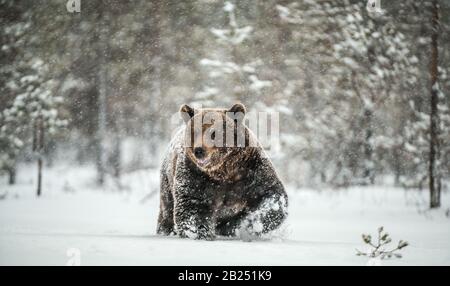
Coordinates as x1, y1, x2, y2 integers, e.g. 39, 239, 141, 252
180, 104, 195, 123
229, 103, 246, 115
227, 103, 246, 124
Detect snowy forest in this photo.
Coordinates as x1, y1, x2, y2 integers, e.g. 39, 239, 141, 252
1, 0, 450, 265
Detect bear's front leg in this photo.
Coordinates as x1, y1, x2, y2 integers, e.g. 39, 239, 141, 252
171, 156, 216, 240
173, 193, 215, 240
157, 171, 175, 235
237, 192, 288, 239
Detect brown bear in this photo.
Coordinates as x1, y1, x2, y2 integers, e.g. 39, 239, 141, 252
157, 103, 288, 240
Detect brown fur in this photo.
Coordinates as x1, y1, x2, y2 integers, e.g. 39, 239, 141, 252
157, 103, 287, 239
184, 108, 253, 182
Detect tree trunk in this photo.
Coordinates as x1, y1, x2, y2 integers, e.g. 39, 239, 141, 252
143, 1, 163, 164
112, 133, 121, 179
151, 3, 162, 102
363, 108, 375, 185
35, 118, 44, 197
37, 156, 42, 197
393, 148, 401, 186
96, 9, 108, 186
95, 135, 105, 186
429, 0, 440, 208
8, 167, 16, 185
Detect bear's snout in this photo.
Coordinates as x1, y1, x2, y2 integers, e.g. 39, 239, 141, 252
194, 147, 206, 159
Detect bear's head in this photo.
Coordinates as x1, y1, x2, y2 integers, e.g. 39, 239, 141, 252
180, 103, 252, 177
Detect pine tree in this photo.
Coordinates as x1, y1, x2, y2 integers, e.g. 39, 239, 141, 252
397, 0, 449, 205
332, 2, 417, 185
0, 0, 28, 184
198, 1, 271, 105
274, 1, 415, 186
1, 59, 66, 195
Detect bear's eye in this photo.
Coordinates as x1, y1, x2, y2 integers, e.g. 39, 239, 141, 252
211, 131, 216, 140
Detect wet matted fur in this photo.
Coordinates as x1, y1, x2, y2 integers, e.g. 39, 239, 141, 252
157, 103, 288, 240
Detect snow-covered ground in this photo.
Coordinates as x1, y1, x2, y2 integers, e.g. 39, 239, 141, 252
0, 164, 449, 266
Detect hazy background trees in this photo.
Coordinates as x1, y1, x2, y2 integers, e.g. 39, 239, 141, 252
0, 0, 449, 207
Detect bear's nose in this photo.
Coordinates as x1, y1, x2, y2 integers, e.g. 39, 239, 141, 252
194, 147, 205, 159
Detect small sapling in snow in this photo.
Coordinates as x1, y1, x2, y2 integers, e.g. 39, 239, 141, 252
356, 226, 408, 259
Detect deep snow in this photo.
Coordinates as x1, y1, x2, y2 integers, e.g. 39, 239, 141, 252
0, 164, 449, 266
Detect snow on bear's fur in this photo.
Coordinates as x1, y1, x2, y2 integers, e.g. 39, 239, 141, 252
157, 103, 288, 240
